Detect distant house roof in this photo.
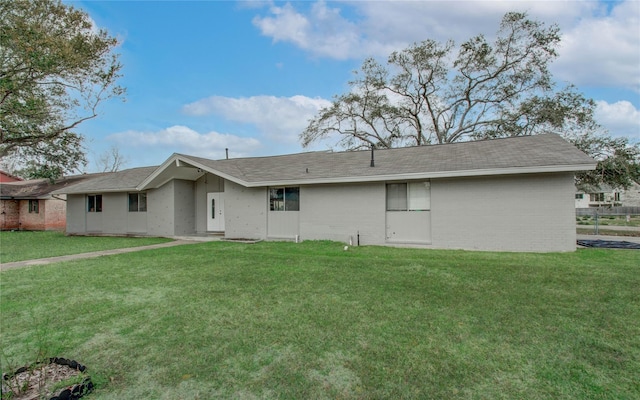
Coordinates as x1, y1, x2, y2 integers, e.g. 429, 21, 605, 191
577, 181, 640, 193
55, 134, 596, 194
50, 167, 158, 195
0, 173, 107, 199
0, 171, 23, 183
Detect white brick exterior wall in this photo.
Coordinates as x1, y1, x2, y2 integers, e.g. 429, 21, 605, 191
223, 181, 267, 240
300, 183, 386, 245
221, 173, 577, 251
431, 173, 576, 252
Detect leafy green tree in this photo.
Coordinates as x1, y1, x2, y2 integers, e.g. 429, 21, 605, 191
0, 0, 124, 179
15, 133, 86, 181
301, 12, 639, 189
567, 132, 640, 192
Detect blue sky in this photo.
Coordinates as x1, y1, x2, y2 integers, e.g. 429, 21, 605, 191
69, 0, 640, 171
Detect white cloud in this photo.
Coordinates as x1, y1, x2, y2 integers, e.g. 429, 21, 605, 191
553, 1, 640, 91
108, 125, 262, 161
351, 1, 584, 47
236, 0, 272, 10
252, 1, 365, 59
251, 1, 596, 58
253, 3, 310, 47
595, 100, 640, 140
251, 1, 639, 92
183, 95, 331, 144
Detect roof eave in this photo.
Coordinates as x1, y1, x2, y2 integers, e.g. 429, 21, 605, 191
52, 187, 140, 195
2, 191, 62, 199
240, 163, 597, 187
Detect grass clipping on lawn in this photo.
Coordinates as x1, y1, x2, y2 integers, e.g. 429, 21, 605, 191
1, 240, 639, 399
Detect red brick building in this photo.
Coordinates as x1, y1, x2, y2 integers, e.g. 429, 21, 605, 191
1, 174, 102, 231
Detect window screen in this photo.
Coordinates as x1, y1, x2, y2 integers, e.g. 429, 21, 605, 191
139, 193, 147, 211
270, 187, 300, 211
269, 188, 284, 211
386, 182, 430, 211
128, 193, 138, 212
408, 182, 430, 210
129, 193, 147, 212
284, 187, 299, 211
386, 183, 408, 211
88, 195, 102, 212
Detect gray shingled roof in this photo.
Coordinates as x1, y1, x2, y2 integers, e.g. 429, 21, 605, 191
175, 133, 595, 185
51, 166, 157, 195
1, 173, 107, 199
56, 134, 595, 194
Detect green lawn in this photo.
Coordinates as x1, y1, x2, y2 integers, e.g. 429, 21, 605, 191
0, 231, 173, 263
1, 240, 639, 399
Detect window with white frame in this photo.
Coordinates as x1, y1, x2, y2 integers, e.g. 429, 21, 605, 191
386, 182, 430, 211
87, 195, 102, 212
269, 187, 300, 211
128, 192, 147, 212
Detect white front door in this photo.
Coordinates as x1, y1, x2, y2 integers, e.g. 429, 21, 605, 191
207, 193, 225, 231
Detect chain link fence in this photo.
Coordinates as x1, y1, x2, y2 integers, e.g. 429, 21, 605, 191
576, 207, 640, 236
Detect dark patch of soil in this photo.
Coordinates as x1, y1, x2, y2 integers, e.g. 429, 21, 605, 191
2, 359, 92, 400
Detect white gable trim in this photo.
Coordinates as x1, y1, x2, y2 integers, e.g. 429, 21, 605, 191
137, 154, 246, 190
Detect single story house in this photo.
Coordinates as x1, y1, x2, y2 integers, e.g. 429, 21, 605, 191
1, 174, 103, 231
575, 182, 640, 208
54, 134, 596, 252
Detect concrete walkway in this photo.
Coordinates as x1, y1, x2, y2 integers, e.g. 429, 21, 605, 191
0, 240, 201, 271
